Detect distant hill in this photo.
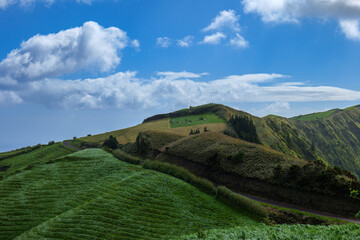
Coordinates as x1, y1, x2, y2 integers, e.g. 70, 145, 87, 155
81, 103, 360, 180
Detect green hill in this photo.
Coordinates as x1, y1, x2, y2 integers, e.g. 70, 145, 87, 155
0, 148, 260, 239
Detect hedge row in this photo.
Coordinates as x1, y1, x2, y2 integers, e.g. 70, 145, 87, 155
107, 149, 268, 220
143, 160, 216, 195
142, 159, 268, 219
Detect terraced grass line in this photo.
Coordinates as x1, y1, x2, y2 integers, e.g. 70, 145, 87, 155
0, 143, 75, 178
170, 113, 225, 128
0, 149, 260, 240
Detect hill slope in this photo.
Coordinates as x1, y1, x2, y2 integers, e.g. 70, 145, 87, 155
0, 149, 260, 240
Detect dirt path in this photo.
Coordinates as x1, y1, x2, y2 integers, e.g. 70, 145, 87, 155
241, 192, 360, 224
63, 141, 81, 151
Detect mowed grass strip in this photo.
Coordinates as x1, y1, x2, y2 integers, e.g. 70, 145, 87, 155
170, 113, 225, 128
0, 149, 260, 240
0, 143, 75, 178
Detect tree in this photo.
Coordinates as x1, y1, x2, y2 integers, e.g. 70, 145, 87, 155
103, 135, 119, 149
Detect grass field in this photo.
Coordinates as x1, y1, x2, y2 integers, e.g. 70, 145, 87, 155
291, 109, 340, 121
0, 149, 260, 239
0, 143, 75, 178
82, 118, 227, 145
170, 113, 225, 128
176, 224, 360, 240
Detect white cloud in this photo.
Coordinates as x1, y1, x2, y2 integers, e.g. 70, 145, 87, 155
229, 33, 249, 48
177, 36, 194, 48
0, 0, 92, 9
5, 71, 359, 110
265, 101, 290, 114
0, 90, 22, 105
203, 9, 241, 32
156, 71, 206, 80
242, 0, 360, 41
339, 19, 360, 41
0, 21, 138, 85
200, 32, 226, 45
156, 37, 171, 48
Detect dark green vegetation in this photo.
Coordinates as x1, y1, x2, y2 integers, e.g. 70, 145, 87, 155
225, 114, 260, 143
0, 149, 261, 239
170, 113, 224, 128
102, 135, 119, 149
177, 224, 360, 240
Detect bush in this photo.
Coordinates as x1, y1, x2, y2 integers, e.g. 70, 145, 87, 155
216, 186, 268, 220
103, 135, 119, 149
48, 141, 55, 146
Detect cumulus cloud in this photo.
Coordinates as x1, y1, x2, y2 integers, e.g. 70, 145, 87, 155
177, 36, 194, 47
339, 19, 360, 41
265, 101, 290, 114
242, 0, 360, 41
200, 32, 226, 45
203, 9, 241, 32
156, 37, 171, 48
5, 71, 359, 110
230, 33, 249, 48
0, 21, 138, 85
0, 90, 22, 106
201, 9, 248, 48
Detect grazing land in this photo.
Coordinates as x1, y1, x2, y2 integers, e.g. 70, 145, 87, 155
170, 113, 225, 128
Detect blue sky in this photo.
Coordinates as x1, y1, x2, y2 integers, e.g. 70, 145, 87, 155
1, 0, 360, 151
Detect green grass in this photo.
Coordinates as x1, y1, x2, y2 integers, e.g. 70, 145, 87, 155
0, 149, 25, 159
176, 224, 360, 240
0, 143, 75, 178
291, 109, 339, 121
170, 113, 225, 128
0, 149, 260, 240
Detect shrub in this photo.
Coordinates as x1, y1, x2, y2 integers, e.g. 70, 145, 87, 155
48, 141, 55, 146
103, 135, 119, 149
73, 136, 77, 140
216, 186, 268, 220
231, 151, 244, 163
87, 134, 92, 137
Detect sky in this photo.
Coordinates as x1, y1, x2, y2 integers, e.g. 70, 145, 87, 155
1, 0, 360, 151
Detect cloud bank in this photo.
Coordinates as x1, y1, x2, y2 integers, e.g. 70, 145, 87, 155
242, 0, 360, 41
0, 21, 138, 85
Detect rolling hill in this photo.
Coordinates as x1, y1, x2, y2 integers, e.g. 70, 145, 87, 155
0, 148, 260, 239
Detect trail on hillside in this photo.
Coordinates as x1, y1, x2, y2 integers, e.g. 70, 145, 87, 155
63, 141, 81, 151
241, 193, 360, 224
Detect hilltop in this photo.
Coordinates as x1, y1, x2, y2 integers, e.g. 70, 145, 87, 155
81, 103, 360, 180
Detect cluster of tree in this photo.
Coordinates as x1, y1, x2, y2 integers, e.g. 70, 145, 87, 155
226, 115, 260, 144
272, 162, 360, 197
103, 135, 119, 149
189, 127, 210, 135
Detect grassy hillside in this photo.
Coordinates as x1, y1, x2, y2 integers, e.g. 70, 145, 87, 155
264, 105, 360, 179
0, 149, 260, 240
177, 224, 360, 240
80, 103, 360, 179
82, 118, 227, 146
0, 143, 75, 179
291, 109, 340, 121
156, 132, 305, 180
